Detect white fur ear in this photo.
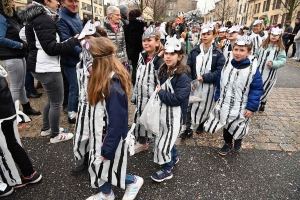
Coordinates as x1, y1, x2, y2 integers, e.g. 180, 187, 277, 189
166, 35, 171, 40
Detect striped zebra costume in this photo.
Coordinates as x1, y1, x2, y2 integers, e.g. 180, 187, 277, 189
0, 115, 22, 187
191, 44, 215, 126
154, 77, 181, 165
133, 53, 159, 139
204, 54, 258, 139
222, 39, 231, 57
249, 32, 264, 55
73, 65, 90, 160
255, 46, 279, 105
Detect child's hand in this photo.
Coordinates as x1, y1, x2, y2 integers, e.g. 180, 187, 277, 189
101, 156, 105, 162
198, 76, 204, 82
156, 85, 161, 92
244, 110, 253, 118
266, 61, 273, 67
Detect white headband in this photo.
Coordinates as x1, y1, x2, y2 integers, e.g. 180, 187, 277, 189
164, 35, 181, 53
235, 35, 252, 46
253, 19, 264, 26
228, 25, 240, 33
201, 22, 214, 34
271, 27, 282, 35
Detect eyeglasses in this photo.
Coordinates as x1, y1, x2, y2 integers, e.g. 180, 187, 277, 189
112, 14, 121, 17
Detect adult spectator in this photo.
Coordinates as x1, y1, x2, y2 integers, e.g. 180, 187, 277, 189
286, 18, 300, 58
57, 0, 83, 124
0, 0, 40, 115
18, 0, 78, 143
283, 20, 293, 47
82, 14, 89, 26
127, 9, 146, 85
99, 6, 128, 64
159, 22, 168, 44
117, 4, 129, 58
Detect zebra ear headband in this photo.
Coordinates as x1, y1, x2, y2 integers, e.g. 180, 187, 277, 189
143, 25, 157, 38
164, 35, 181, 53
235, 35, 252, 46
228, 25, 240, 33
253, 19, 263, 26
201, 22, 214, 34
78, 20, 96, 40
271, 27, 282, 35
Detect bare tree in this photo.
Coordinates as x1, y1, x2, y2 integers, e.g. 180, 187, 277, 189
130, 0, 168, 21
214, 0, 237, 25
278, 0, 300, 20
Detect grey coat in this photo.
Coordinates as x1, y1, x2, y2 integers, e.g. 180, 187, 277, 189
100, 17, 128, 63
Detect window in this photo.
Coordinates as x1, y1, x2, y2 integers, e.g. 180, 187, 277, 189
265, 0, 271, 11
276, 0, 281, 9
94, 6, 97, 13
273, 14, 279, 23
263, 1, 266, 12
239, 5, 242, 14
82, 2, 86, 10
272, 0, 275, 10
297, 10, 300, 18
281, 13, 286, 25
254, 4, 257, 14
169, 3, 172, 9
257, 3, 261, 13
243, 3, 247, 12
270, 15, 274, 24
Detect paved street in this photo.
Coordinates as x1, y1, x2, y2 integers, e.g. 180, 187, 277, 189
7, 58, 300, 199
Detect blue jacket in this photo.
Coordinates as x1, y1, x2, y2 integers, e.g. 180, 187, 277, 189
101, 74, 128, 160
187, 43, 225, 83
56, 7, 82, 67
215, 58, 263, 112
158, 66, 191, 124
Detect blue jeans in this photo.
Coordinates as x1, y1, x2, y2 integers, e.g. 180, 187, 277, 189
162, 146, 178, 171
100, 174, 135, 194
63, 66, 78, 112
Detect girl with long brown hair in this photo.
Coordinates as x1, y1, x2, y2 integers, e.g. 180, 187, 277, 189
151, 35, 190, 182
85, 37, 144, 200
254, 27, 286, 112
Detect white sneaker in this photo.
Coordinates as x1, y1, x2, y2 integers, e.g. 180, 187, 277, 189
50, 133, 73, 143
86, 190, 115, 200
40, 128, 64, 136
122, 176, 144, 200
292, 57, 298, 60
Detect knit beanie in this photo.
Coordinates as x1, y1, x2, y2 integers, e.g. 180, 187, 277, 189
118, 4, 128, 15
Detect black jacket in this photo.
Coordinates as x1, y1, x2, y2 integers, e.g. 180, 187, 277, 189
18, 4, 78, 72
126, 19, 146, 62
290, 23, 300, 40
0, 78, 16, 119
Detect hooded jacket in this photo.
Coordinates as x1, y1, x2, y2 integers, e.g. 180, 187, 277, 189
0, 0, 26, 60
17, 2, 78, 73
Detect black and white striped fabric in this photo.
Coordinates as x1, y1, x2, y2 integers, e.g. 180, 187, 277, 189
0, 115, 22, 187
191, 44, 215, 126
256, 47, 279, 104
222, 39, 231, 57
154, 78, 181, 165
73, 66, 90, 160
249, 33, 263, 55
88, 101, 135, 189
204, 54, 257, 140
134, 53, 160, 139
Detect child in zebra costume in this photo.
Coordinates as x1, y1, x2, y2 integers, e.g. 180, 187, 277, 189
204, 35, 264, 156
254, 27, 286, 112
151, 35, 191, 182
222, 26, 240, 58
0, 64, 42, 197
80, 38, 143, 200
180, 23, 225, 139
132, 26, 164, 154
72, 21, 108, 175
248, 19, 268, 55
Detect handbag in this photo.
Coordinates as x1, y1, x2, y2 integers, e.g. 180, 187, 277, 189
139, 89, 160, 135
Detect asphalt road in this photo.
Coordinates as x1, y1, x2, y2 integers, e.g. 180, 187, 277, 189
275, 63, 300, 88
3, 138, 300, 200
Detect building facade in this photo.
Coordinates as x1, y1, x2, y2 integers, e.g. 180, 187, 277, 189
79, 0, 104, 20
165, 0, 198, 20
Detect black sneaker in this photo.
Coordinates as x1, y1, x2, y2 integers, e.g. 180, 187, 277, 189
234, 139, 242, 151
71, 163, 88, 175
21, 171, 42, 185
259, 105, 265, 112
195, 124, 204, 134
0, 183, 14, 197
218, 143, 233, 156
68, 117, 76, 124
179, 129, 193, 139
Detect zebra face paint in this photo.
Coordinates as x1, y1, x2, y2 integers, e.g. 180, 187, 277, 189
232, 46, 251, 62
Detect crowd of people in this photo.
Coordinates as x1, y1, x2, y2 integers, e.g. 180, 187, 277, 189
0, 0, 288, 199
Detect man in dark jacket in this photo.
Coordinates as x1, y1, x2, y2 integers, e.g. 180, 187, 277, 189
286, 18, 300, 57
57, 0, 83, 124
283, 20, 293, 47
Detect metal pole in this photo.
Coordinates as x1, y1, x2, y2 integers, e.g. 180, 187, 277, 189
91, 0, 94, 19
